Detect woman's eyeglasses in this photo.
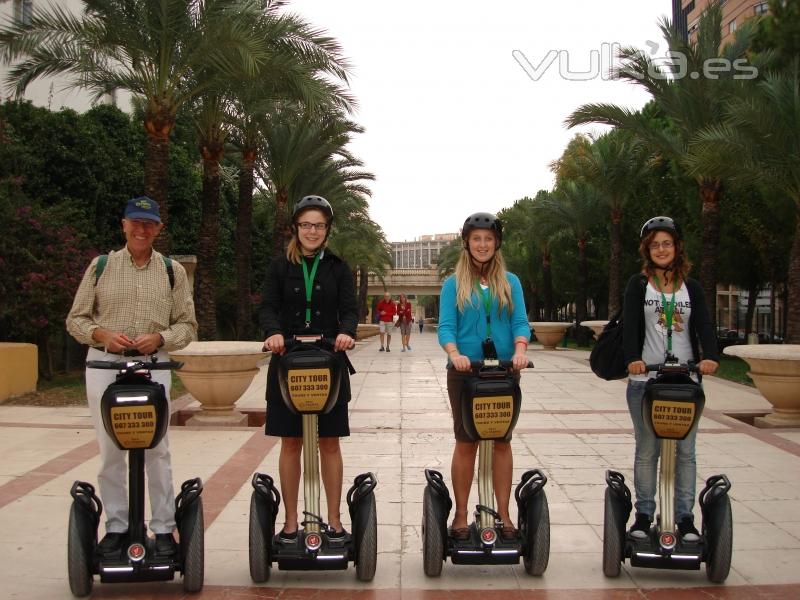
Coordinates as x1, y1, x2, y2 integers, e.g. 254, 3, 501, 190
297, 222, 328, 231
649, 240, 674, 250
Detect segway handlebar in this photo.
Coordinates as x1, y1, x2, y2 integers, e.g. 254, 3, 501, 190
261, 335, 339, 353
644, 361, 699, 374
86, 359, 184, 371
457, 359, 534, 370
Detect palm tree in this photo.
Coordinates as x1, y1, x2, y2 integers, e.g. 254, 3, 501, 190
533, 181, 602, 324
565, 0, 761, 324
561, 131, 648, 315
0, 0, 268, 252
260, 110, 366, 257
688, 59, 800, 342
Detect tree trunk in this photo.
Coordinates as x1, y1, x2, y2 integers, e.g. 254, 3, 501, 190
745, 284, 759, 336
577, 239, 588, 323
194, 144, 223, 341
608, 207, 622, 315
37, 331, 52, 381
786, 209, 800, 343
542, 250, 553, 321
273, 188, 290, 258
235, 149, 257, 339
358, 266, 369, 323
528, 281, 540, 322
144, 114, 174, 255
699, 179, 723, 330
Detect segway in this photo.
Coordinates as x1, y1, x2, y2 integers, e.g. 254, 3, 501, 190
603, 359, 732, 583
249, 336, 378, 582
422, 358, 550, 576
68, 356, 204, 597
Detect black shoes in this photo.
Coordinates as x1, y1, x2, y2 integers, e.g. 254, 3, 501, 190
678, 516, 701, 542
97, 531, 127, 555
278, 528, 298, 544
628, 513, 652, 540
327, 527, 349, 540
155, 533, 178, 556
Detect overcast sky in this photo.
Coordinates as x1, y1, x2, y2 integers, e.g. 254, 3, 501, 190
289, 1, 672, 242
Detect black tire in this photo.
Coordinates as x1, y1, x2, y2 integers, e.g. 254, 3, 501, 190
355, 493, 378, 582
248, 492, 272, 583
602, 487, 623, 577
180, 496, 204, 593
523, 490, 550, 576
422, 485, 445, 577
705, 494, 733, 584
67, 503, 94, 597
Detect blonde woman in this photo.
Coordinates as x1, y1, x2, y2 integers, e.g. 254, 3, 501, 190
437, 212, 530, 540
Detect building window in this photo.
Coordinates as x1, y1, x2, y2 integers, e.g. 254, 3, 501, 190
754, 2, 769, 15
729, 19, 737, 34
13, 0, 33, 25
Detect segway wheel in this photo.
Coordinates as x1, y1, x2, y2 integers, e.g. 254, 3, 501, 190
355, 492, 378, 582
422, 486, 445, 577
180, 496, 205, 593
67, 503, 94, 597
522, 490, 550, 576
705, 494, 733, 583
248, 491, 272, 583
602, 487, 623, 577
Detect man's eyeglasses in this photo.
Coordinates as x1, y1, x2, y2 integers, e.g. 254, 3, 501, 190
649, 240, 674, 250
297, 222, 328, 231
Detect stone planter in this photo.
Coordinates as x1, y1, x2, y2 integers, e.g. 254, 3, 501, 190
581, 320, 609, 339
169, 341, 267, 427
170, 255, 197, 292
724, 344, 800, 428
530, 322, 571, 350
356, 323, 380, 340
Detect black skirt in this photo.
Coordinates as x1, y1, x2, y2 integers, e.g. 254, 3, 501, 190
264, 352, 351, 438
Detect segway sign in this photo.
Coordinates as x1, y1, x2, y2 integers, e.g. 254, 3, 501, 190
287, 368, 331, 412
472, 395, 514, 439
650, 400, 695, 439
109, 406, 157, 448
127, 542, 146, 562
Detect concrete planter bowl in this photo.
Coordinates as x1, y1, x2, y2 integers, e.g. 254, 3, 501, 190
530, 322, 571, 350
581, 320, 610, 339
724, 344, 800, 428
169, 341, 267, 426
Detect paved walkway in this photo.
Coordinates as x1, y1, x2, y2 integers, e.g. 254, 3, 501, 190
1, 329, 799, 599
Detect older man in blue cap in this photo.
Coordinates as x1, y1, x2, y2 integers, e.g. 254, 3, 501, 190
66, 196, 197, 557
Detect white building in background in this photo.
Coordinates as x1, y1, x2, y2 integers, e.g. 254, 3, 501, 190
0, 0, 131, 112
391, 233, 458, 269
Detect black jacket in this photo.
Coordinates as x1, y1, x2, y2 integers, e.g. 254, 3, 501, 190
622, 273, 719, 366
259, 251, 358, 339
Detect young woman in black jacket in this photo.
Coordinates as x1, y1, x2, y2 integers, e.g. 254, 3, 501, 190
622, 216, 719, 542
259, 195, 358, 542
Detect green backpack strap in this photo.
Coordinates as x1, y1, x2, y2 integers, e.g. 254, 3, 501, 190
94, 254, 174, 289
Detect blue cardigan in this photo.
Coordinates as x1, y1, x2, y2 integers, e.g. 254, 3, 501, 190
438, 272, 530, 362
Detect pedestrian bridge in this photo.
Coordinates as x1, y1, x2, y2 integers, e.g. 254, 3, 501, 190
366, 268, 444, 296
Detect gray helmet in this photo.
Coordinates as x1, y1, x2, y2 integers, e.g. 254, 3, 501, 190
292, 195, 333, 224
462, 212, 503, 248
640, 216, 681, 240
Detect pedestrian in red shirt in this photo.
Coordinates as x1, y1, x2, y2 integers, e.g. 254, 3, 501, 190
395, 293, 414, 351
376, 291, 396, 352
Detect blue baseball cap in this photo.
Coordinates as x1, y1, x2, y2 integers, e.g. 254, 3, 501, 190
124, 196, 161, 223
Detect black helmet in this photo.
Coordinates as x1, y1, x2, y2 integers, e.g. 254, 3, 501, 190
640, 216, 680, 240
292, 195, 333, 224
462, 212, 503, 248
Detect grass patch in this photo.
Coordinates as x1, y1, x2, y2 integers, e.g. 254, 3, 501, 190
3, 369, 189, 406
715, 355, 754, 387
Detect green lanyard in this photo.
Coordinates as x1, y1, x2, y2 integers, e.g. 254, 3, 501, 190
478, 282, 492, 338
653, 274, 676, 352
301, 254, 321, 327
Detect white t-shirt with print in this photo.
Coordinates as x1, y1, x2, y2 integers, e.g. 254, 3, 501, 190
630, 281, 693, 382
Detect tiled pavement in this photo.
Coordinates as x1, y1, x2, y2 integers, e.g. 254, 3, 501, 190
1, 330, 799, 599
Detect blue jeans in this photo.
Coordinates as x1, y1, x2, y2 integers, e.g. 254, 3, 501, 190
626, 380, 698, 521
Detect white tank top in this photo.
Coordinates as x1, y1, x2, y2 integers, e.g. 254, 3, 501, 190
630, 281, 694, 382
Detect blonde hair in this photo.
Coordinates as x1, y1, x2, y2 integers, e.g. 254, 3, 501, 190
453, 247, 513, 314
